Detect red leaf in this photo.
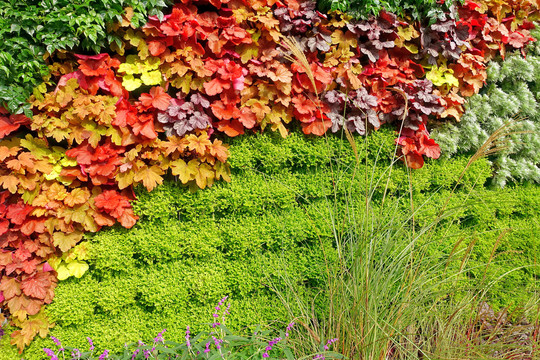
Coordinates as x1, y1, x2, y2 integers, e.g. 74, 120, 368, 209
204, 78, 229, 96
139, 87, 172, 111
21, 272, 51, 300
6, 203, 33, 225
0, 114, 29, 138
20, 219, 45, 236
301, 119, 332, 136
0, 219, 9, 235
216, 120, 245, 137
238, 107, 257, 129
420, 135, 441, 159
131, 118, 158, 139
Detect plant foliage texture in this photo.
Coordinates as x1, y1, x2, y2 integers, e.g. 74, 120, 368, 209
0, 130, 537, 359
0, 0, 538, 352
0, 0, 170, 116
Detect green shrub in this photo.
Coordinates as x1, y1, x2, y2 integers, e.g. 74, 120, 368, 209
0, 0, 170, 116
317, 0, 458, 20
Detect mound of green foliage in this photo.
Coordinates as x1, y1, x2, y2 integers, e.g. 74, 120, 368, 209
0, 0, 170, 116
1, 128, 537, 359
317, 0, 458, 20
433, 28, 540, 187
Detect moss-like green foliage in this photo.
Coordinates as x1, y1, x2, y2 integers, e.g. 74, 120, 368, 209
0, 0, 170, 116
432, 28, 540, 187
318, 0, 457, 20
2, 129, 538, 359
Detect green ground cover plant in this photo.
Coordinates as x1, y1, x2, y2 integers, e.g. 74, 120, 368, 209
0, 129, 537, 359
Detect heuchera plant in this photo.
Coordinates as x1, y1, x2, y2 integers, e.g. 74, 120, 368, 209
0, 0, 537, 351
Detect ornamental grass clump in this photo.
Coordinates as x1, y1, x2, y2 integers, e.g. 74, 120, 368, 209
267, 85, 540, 359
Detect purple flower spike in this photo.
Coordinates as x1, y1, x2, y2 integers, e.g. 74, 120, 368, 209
131, 349, 140, 360
154, 329, 166, 344
143, 349, 151, 359
324, 338, 338, 350
98, 350, 109, 360
43, 348, 58, 360
185, 325, 191, 348
71, 348, 81, 359
204, 342, 211, 353
262, 352, 269, 358
51, 336, 61, 348
87, 337, 94, 351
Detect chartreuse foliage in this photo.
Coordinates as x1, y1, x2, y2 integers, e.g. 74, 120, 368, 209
0, 0, 170, 116
433, 27, 540, 187
0, 0, 539, 353
0, 130, 537, 359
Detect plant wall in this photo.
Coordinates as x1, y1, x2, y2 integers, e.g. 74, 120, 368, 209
0, 0, 538, 354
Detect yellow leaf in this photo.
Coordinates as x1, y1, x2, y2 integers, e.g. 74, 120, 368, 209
116, 170, 135, 189
192, 161, 215, 189
118, 61, 138, 75
171, 73, 192, 94
53, 231, 83, 252
141, 70, 162, 85
144, 57, 160, 70
56, 264, 70, 281
67, 260, 89, 278
133, 165, 164, 191
214, 162, 231, 182
169, 159, 196, 184
238, 43, 259, 64
122, 74, 143, 91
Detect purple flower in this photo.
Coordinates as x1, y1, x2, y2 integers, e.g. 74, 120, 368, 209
154, 329, 166, 344
185, 325, 191, 348
43, 348, 58, 360
87, 337, 94, 351
51, 336, 61, 348
204, 342, 211, 353
98, 350, 109, 360
324, 338, 338, 351
131, 349, 140, 360
262, 352, 269, 358
143, 349, 151, 359
212, 336, 223, 350
71, 348, 81, 359
263, 337, 283, 356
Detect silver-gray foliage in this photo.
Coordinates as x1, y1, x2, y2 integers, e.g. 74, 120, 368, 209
432, 29, 540, 187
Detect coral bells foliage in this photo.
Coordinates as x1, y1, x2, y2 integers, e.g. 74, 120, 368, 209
0, 0, 537, 352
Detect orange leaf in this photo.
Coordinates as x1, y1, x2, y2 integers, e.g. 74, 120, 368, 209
52, 231, 83, 252
301, 119, 332, 136
139, 86, 172, 111
0, 277, 21, 300
216, 119, 244, 136
203, 78, 229, 96
133, 165, 164, 191
208, 139, 229, 162
21, 272, 51, 300
186, 133, 212, 155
